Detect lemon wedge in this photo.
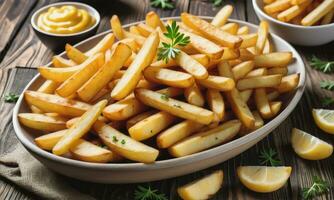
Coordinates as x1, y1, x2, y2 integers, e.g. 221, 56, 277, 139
312, 109, 334, 134
237, 166, 292, 193
291, 128, 333, 160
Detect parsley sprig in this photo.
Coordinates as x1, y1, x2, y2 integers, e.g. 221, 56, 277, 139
157, 21, 190, 63
301, 176, 330, 200
134, 186, 168, 200
258, 148, 282, 166
150, 0, 174, 9
4, 93, 19, 103
309, 55, 334, 73
321, 97, 334, 107
212, 0, 223, 7
320, 80, 334, 91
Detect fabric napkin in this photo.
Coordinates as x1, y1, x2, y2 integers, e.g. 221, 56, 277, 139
0, 142, 95, 200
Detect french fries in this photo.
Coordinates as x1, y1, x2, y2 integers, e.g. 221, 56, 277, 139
19, 8, 301, 164
263, 0, 334, 26
52, 100, 107, 155
143, 67, 195, 88
169, 120, 241, 157
135, 88, 214, 125
77, 43, 132, 102
111, 31, 159, 100
18, 113, 67, 132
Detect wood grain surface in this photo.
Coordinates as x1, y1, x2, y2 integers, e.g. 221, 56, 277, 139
0, 0, 333, 199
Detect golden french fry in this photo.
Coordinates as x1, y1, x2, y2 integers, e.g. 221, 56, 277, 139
169, 120, 241, 157
150, 54, 210, 68
123, 31, 146, 46
18, 113, 67, 132
137, 23, 155, 37
56, 53, 105, 97
143, 67, 195, 88
264, 0, 277, 4
239, 33, 258, 49
111, 31, 159, 100
65, 44, 87, 64
291, 0, 308, 4
35, 130, 68, 150
221, 23, 239, 35
240, 89, 253, 102
264, 0, 292, 14
129, 111, 177, 141
255, 88, 272, 119
217, 61, 234, 79
184, 83, 205, 107
111, 15, 125, 40
53, 100, 107, 155
181, 30, 224, 59
245, 68, 268, 78
302, 0, 334, 26
85, 33, 115, 57
181, 13, 242, 48
77, 43, 132, 102
254, 52, 293, 68
277, 0, 312, 22
94, 121, 159, 163
30, 80, 61, 113
225, 88, 255, 129
255, 21, 269, 55
239, 49, 255, 61
126, 110, 157, 129
239, 111, 264, 136
70, 139, 121, 163
25, 91, 91, 117
269, 101, 282, 117
157, 120, 204, 149
232, 61, 255, 81
267, 67, 288, 75
237, 75, 282, 90
197, 75, 235, 91
103, 87, 183, 121
39, 53, 105, 82
267, 90, 280, 101
321, 8, 334, 24
211, 5, 234, 26
135, 88, 214, 124
207, 89, 225, 121
175, 51, 208, 79
178, 170, 224, 200
129, 26, 142, 35
221, 48, 240, 60
263, 39, 274, 54
275, 73, 300, 93
237, 26, 250, 35
146, 11, 166, 31
52, 56, 77, 68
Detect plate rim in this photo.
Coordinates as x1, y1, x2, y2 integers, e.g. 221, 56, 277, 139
12, 16, 306, 170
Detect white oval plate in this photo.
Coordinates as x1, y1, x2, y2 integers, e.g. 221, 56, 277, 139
12, 17, 306, 183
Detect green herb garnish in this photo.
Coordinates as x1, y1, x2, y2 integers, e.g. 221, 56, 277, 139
150, 0, 174, 9
258, 148, 281, 166
301, 176, 329, 200
212, 0, 223, 7
320, 80, 334, 91
309, 55, 334, 73
112, 136, 119, 143
121, 139, 126, 145
321, 97, 334, 107
157, 21, 190, 63
134, 186, 168, 200
160, 94, 169, 101
4, 93, 19, 103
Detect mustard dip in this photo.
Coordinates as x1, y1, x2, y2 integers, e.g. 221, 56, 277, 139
37, 5, 95, 34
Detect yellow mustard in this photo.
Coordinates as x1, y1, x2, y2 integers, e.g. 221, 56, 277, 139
37, 5, 95, 34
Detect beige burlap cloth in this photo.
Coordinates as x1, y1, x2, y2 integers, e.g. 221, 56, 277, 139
0, 143, 95, 200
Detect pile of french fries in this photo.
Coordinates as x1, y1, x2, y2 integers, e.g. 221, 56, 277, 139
19, 5, 300, 164
263, 0, 334, 26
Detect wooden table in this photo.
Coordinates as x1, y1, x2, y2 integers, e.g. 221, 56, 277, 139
0, 0, 333, 199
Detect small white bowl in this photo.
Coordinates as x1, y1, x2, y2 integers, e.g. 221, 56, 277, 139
31, 2, 100, 52
253, 0, 334, 46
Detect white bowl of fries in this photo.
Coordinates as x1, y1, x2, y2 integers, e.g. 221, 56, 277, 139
253, 0, 334, 46
13, 9, 306, 183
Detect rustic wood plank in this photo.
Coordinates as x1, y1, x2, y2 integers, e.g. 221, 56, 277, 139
0, 68, 37, 200
0, 0, 37, 56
